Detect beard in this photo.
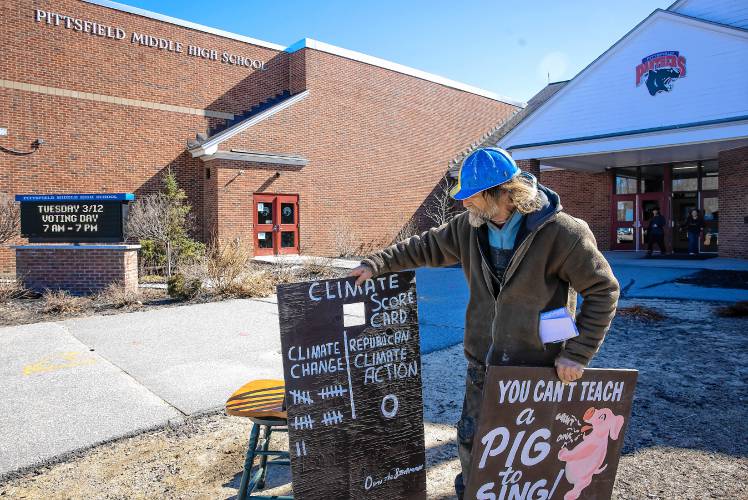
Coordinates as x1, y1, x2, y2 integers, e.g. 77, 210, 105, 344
467, 205, 500, 228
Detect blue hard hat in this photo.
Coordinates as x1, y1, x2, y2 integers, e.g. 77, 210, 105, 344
450, 147, 520, 200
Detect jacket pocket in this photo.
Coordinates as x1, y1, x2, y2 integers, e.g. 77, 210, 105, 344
495, 302, 544, 351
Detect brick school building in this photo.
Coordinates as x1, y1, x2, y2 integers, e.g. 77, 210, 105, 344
0, 0, 521, 274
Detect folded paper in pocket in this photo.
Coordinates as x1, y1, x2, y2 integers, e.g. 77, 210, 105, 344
539, 307, 579, 344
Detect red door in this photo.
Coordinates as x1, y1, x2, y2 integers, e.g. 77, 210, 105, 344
253, 194, 299, 256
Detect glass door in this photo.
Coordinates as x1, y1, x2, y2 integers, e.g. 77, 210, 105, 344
701, 194, 719, 253
276, 195, 299, 255
254, 194, 276, 256
612, 196, 636, 250
672, 192, 698, 253
253, 193, 300, 256
639, 193, 669, 253
700, 160, 719, 253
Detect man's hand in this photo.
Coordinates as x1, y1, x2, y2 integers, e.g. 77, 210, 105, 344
555, 356, 584, 384
349, 265, 373, 286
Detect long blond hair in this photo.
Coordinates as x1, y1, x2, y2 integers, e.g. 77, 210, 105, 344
482, 171, 543, 214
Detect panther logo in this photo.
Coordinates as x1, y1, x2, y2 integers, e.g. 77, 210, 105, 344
635, 51, 686, 96
645, 67, 682, 96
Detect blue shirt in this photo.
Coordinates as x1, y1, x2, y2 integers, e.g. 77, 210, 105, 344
487, 210, 524, 250
486, 210, 524, 283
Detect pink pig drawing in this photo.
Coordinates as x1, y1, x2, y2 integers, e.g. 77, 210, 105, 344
557, 407, 625, 500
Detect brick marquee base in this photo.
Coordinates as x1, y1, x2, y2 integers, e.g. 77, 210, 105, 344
16, 245, 140, 295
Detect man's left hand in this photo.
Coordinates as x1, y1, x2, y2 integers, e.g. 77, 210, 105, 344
555, 356, 585, 384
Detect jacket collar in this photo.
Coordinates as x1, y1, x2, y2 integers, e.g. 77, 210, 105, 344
475, 183, 563, 263
514, 184, 562, 249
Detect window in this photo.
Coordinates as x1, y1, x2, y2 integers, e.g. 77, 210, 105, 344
672, 163, 698, 191
281, 231, 295, 248
701, 160, 718, 191
615, 167, 638, 195
616, 227, 634, 244
281, 203, 295, 224
640, 165, 663, 193
703, 198, 719, 221
257, 201, 273, 225
617, 201, 634, 222
257, 232, 273, 248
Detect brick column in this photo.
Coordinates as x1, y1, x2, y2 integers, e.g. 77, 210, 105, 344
718, 146, 748, 259
541, 169, 612, 250
15, 245, 140, 295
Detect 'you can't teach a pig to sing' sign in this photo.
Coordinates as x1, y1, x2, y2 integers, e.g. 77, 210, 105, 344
277, 271, 426, 500
466, 367, 637, 500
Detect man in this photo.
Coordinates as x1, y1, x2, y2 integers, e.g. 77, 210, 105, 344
349, 147, 619, 498
646, 207, 667, 256
684, 208, 704, 255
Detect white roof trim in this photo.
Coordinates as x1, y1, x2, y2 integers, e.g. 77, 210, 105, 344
201, 150, 309, 166
285, 38, 525, 107
190, 90, 310, 157
83, 0, 285, 50
509, 119, 748, 161
499, 9, 748, 151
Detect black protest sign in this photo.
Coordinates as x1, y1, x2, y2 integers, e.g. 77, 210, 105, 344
277, 272, 426, 500
466, 367, 637, 500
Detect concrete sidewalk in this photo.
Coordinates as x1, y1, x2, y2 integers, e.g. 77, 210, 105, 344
0, 298, 287, 477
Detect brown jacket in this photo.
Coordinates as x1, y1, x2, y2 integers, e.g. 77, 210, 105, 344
361, 185, 619, 368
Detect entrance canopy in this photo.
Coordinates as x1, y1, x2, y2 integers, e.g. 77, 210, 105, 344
497, 9, 748, 171
521, 119, 748, 171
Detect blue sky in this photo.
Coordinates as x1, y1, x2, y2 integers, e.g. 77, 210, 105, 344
120, 0, 672, 103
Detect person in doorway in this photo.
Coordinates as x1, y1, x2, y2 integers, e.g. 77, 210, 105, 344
348, 147, 620, 499
684, 209, 704, 255
646, 207, 667, 256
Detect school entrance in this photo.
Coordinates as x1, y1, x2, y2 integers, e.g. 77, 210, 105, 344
253, 193, 300, 256
611, 161, 719, 253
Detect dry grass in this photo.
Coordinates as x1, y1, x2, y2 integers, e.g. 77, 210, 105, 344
299, 256, 340, 279
617, 305, 667, 322
229, 258, 346, 298
139, 274, 166, 284
0, 279, 33, 303
40, 290, 88, 315
201, 239, 252, 295
715, 301, 748, 318
230, 267, 277, 298
330, 223, 359, 258
95, 283, 143, 309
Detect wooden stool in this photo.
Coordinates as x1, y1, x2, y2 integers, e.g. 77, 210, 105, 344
226, 379, 293, 500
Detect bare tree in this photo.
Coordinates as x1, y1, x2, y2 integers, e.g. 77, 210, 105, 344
126, 193, 172, 274
423, 174, 459, 227
393, 210, 419, 243
0, 193, 20, 244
